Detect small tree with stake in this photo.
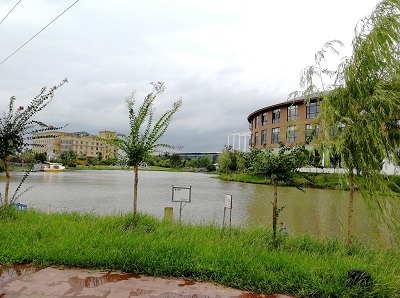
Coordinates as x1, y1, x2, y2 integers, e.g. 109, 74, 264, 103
249, 142, 310, 242
0, 78, 68, 207
103, 82, 182, 222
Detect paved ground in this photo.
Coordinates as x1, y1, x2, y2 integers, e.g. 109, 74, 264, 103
0, 266, 294, 298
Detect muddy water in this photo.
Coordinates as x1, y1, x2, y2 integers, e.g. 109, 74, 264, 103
1, 170, 397, 246
0, 264, 38, 284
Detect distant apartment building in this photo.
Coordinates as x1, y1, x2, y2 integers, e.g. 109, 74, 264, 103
32, 130, 118, 160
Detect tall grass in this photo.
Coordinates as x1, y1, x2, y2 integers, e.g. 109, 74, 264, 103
0, 208, 398, 297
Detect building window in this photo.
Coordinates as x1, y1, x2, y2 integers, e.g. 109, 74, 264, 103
286, 126, 297, 143
287, 105, 298, 121
254, 132, 259, 146
255, 116, 259, 128
305, 124, 319, 140
272, 109, 280, 124
306, 101, 319, 119
330, 123, 345, 136
271, 128, 280, 144
261, 130, 267, 145
249, 121, 252, 130
262, 112, 267, 126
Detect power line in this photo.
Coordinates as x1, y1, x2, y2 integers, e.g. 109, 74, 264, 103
0, 0, 80, 67
0, 0, 22, 25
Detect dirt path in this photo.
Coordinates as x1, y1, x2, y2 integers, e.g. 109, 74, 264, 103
0, 265, 294, 298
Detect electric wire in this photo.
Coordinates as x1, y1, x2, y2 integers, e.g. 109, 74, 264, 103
0, 0, 22, 25
0, 0, 80, 67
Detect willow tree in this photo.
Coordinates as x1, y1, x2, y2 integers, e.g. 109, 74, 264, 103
296, 0, 400, 249
0, 79, 68, 207
105, 82, 182, 219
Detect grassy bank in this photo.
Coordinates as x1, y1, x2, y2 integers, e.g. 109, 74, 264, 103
216, 172, 400, 192
0, 209, 399, 297
216, 172, 344, 189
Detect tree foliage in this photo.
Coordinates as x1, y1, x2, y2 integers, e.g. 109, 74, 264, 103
216, 146, 247, 174
296, 0, 400, 248
60, 149, 77, 166
249, 143, 310, 241
168, 153, 182, 168
0, 79, 68, 207
34, 152, 47, 163
104, 82, 182, 218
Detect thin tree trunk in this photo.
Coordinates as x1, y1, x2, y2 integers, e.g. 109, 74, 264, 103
272, 179, 278, 241
3, 160, 10, 207
133, 161, 139, 219
347, 171, 355, 250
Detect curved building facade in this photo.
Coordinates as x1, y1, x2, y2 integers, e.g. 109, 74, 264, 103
247, 98, 319, 149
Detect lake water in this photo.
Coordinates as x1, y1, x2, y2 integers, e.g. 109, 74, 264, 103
1, 170, 397, 246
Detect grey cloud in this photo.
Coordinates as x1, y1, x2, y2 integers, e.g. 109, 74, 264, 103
0, 0, 380, 152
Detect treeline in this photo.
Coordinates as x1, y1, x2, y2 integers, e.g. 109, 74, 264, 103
0, 150, 218, 172
145, 152, 216, 172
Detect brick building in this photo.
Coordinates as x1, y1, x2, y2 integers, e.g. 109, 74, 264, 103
247, 97, 319, 148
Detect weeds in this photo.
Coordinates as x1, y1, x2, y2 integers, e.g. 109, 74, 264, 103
0, 210, 398, 297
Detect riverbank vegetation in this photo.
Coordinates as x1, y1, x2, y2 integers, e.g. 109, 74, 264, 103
0, 209, 398, 297
217, 171, 400, 193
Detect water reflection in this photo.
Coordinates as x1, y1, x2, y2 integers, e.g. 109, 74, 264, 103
0, 264, 38, 284
1, 170, 397, 246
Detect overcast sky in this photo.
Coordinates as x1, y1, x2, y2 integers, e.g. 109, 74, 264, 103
0, 0, 380, 153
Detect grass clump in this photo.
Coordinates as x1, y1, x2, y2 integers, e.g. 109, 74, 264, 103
0, 209, 399, 297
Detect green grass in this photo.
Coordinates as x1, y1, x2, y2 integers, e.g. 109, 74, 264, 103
217, 172, 358, 190
215, 172, 269, 184
217, 173, 400, 195
0, 208, 399, 297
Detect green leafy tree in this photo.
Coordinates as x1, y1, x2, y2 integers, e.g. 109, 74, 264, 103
216, 146, 238, 174
169, 153, 182, 168
104, 82, 182, 219
184, 158, 196, 169
0, 79, 68, 207
236, 151, 249, 173
34, 152, 47, 163
60, 149, 77, 166
249, 143, 310, 241
296, 0, 400, 249
198, 155, 211, 169
10, 151, 35, 165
